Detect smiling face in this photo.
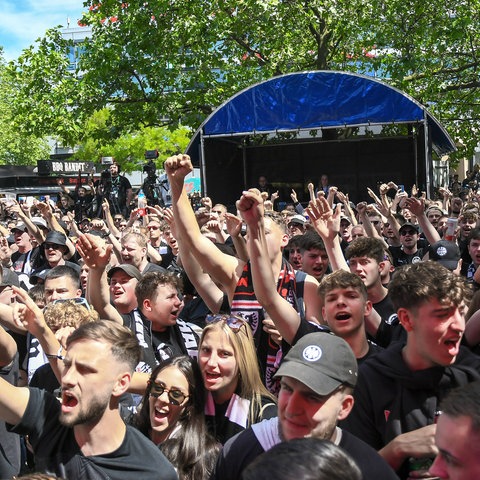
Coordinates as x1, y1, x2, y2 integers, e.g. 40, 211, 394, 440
60, 339, 119, 428
199, 328, 239, 404
148, 365, 190, 444
399, 298, 466, 370
278, 377, 352, 441
322, 287, 371, 338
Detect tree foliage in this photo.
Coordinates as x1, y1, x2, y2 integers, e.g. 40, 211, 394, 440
0, 51, 50, 165
75, 109, 191, 172
5, 0, 480, 160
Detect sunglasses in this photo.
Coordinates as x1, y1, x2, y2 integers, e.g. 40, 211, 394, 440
148, 382, 188, 406
44, 243, 63, 250
51, 297, 91, 311
400, 230, 417, 236
206, 314, 248, 332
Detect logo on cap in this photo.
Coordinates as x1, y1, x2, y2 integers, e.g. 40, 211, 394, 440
302, 345, 322, 362
436, 246, 447, 257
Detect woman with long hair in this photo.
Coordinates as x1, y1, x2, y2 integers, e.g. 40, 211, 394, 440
199, 315, 277, 444
134, 356, 219, 480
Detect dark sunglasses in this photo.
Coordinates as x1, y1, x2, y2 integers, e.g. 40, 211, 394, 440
148, 382, 188, 405
44, 243, 63, 250
400, 230, 417, 236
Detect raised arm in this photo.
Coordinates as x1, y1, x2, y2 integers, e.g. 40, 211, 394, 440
37, 202, 76, 258
164, 208, 225, 314
166, 154, 241, 297
306, 195, 349, 272
102, 199, 121, 238
404, 197, 441, 245
12, 286, 63, 382
225, 213, 249, 262
76, 234, 123, 324
0, 295, 30, 424
238, 189, 302, 344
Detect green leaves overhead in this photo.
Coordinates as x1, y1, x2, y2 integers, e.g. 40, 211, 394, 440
4, 0, 480, 160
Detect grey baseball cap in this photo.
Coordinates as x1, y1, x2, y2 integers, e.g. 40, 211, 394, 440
107, 264, 142, 281
274, 333, 358, 395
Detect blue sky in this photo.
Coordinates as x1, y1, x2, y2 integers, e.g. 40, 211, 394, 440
0, 0, 86, 62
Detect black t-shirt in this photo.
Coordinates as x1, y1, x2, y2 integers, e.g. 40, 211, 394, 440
9, 388, 178, 480
371, 295, 406, 348
388, 246, 427, 267
212, 420, 399, 480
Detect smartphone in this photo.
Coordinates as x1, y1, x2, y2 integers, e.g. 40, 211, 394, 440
398, 185, 405, 192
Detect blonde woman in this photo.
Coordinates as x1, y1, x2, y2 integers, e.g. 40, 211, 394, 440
199, 315, 277, 444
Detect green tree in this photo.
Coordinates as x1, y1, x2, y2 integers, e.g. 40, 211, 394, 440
6, 0, 480, 159
0, 50, 50, 165
75, 109, 191, 172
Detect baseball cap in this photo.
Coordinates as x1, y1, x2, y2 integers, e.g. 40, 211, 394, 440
428, 240, 460, 271
31, 217, 48, 229
11, 222, 27, 232
288, 215, 307, 226
0, 268, 20, 288
30, 268, 51, 285
399, 222, 419, 233
274, 333, 357, 395
340, 215, 352, 225
107, 264, 142, 281
44, 231, 67, 247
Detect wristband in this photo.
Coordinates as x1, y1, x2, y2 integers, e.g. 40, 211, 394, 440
45, 346, 64, 360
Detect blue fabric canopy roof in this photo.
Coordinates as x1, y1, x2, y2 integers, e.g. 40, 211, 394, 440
189, 71, 455, 156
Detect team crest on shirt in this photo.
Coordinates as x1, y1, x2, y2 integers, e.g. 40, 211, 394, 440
303, 345, 322, 362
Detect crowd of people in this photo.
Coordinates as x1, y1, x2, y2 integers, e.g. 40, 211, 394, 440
0, 155, 479, 479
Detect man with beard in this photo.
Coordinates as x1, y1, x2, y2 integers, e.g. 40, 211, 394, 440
0, 320, 177, 480
211, 333, 398, 480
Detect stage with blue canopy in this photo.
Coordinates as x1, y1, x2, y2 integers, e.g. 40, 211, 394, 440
186, 71, 455, 205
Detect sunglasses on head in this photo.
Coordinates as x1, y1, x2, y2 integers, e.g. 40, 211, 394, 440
205, 314, 248, 332
148, 382, 188, 405
51, 297, 91, 310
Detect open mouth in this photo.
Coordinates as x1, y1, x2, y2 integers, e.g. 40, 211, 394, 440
61, 391, 78, 412
154, 407, 169, 420
335, 312, 351, 321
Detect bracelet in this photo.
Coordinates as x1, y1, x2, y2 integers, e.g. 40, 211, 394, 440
45, 346, 64, 360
